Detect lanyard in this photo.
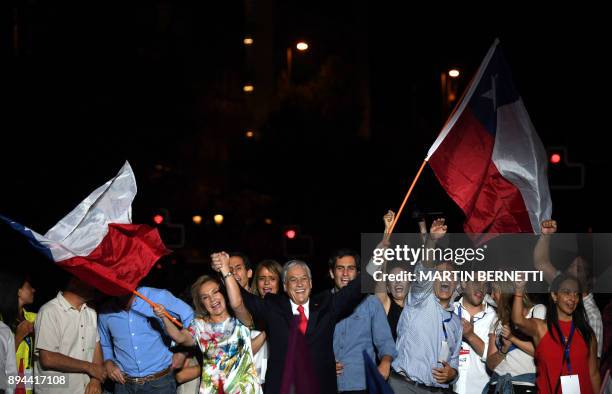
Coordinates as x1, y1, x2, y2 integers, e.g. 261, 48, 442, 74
442, 312, 453, 341
560, 322, 575, 374
458, 304, 487, 323
495, 330, 517, 353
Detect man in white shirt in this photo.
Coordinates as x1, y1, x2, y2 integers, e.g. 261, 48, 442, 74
453, 280, 497, 394
34, 277, 106, 394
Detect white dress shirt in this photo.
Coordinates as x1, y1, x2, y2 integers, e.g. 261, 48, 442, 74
289, 299, 310, 319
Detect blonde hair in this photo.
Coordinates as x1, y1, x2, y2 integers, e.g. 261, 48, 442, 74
492, 281, 534, 327
190, 275, 223, 318
251, 260, 283, 297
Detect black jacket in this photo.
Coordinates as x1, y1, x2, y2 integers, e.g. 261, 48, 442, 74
240, 275, 364, 394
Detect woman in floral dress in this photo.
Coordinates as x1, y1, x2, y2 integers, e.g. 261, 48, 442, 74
155, 257, 262, 394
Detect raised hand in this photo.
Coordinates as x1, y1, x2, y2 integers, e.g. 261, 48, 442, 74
429, 218, 447, 240
383, 210, 395, 232
211, 251, 231, 273
541, 220, 557, 235
514, 280, 527, 295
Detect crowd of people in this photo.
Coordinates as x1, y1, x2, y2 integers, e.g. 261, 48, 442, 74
0, 212, 610, 394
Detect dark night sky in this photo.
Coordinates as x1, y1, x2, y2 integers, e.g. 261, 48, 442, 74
1, 2, 608, 301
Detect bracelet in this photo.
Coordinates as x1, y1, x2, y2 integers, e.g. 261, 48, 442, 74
222, 271, 233, 279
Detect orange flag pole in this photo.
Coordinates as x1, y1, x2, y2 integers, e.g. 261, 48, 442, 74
386, 159, 429, 237
133, 289, 183, 328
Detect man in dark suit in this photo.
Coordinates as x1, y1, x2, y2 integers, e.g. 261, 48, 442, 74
213, 256, 364, 394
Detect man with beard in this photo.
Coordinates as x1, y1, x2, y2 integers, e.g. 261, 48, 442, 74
453, 280, 497, 394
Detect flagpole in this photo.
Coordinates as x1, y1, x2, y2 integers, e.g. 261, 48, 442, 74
133, 290, 184, 328
386, 159, 429, 237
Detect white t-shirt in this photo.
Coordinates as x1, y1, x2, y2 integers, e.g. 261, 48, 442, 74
1, 321, 18, 394
453, 299, 498, 394
489, 304, 546, 381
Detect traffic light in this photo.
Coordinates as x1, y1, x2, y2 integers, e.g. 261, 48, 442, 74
549, 153, 561, 165
547, 147, 585, 190
284, 228, 297, 239
282, 225, 313, 258
151, 208, 185, 249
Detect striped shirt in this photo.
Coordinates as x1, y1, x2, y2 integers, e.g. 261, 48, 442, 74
583, 293, 603, 358
392, 261, 462, 388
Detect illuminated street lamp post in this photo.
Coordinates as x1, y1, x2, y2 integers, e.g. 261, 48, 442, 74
287, 41, 309, 82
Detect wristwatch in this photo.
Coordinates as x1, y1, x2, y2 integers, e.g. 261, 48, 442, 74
222, 271, 233, 279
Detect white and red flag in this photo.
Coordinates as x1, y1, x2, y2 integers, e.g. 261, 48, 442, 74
1, 162, 170, 295
428, 39, 552, 234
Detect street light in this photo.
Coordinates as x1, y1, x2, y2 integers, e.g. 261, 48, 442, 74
287, 41, 309, 82
243, 37, 254, 45
441, 68, 461, 114
243, 84, 254, 93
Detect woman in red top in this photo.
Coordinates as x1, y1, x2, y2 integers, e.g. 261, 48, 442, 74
513, 274, 600, 393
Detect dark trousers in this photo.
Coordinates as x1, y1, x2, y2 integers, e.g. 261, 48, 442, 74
114, 373, 177, 394
488, 384, 536, 394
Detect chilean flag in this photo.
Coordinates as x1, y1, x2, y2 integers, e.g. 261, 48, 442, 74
428, 39, 552, 234
0, 162, 170, 295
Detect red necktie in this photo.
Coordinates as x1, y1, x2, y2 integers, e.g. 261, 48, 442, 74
297, 304, 308, 334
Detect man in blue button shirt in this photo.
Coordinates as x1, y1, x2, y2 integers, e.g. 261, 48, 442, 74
331, 248, 397, 394
386, 218, 462, 393
98, 286, 194, 393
